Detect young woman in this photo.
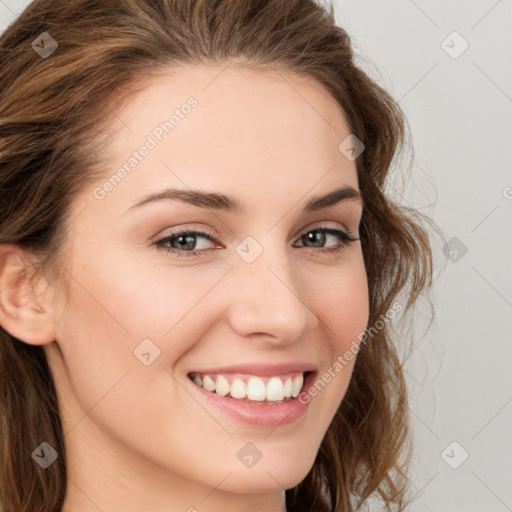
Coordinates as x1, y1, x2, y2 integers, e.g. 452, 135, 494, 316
0, 1, 434, 511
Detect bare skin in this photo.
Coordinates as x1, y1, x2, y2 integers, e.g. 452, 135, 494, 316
0, 63, 369, 512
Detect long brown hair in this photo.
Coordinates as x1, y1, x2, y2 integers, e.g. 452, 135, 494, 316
0, 1, 436, 510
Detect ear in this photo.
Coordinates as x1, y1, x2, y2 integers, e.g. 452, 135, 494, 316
0, 244, 56, 345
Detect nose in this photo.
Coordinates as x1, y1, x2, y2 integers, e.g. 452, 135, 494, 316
223, 242, 319, 345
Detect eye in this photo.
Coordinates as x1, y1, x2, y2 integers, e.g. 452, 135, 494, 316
153, 225, 360, 258
154, 228, 219, 257
294, 225, 359, 255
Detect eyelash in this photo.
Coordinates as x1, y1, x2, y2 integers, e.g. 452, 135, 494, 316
153, 225, 360, 258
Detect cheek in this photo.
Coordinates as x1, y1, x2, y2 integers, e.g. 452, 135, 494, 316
61, 247, 226, 351
51, 253, 222, 448
305, 255, 369, 406
49, 240, 370, 491
312, 255, 369, 350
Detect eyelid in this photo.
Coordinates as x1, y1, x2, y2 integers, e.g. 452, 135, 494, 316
151, 225, 220, 244
152, 221, 359, 260
296, 221, 352, 238
154, 221, 356, 245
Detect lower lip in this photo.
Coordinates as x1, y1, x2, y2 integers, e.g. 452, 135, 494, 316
188, 372, 316, 427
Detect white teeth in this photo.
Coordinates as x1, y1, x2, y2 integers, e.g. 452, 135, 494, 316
291, 374, 304, 398
202, 375, 215, 392
230, 378, 247, 399
246, 376, 266, 401
215, 375, 230, 396
266, 377, 285, 401
283, 377, 292, 398
190, 372, 307, 402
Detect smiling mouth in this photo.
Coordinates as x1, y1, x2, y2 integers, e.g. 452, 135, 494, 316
187, 371, 312, 405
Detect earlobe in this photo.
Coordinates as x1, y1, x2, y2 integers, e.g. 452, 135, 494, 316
0, 245, 56, 346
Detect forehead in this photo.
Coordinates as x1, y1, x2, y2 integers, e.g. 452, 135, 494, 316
76, 64, 359, 220
113, 62, 347, 127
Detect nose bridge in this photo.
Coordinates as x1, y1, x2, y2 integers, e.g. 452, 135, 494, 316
224, 236, 317, 341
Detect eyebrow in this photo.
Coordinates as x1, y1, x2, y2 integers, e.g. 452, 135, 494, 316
124, 185, 363, 215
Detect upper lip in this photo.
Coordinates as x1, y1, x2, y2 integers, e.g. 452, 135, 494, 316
188, 362, 318, 376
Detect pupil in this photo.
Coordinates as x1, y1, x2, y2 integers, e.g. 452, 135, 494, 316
177, 234, 195, 250
305, 230, 325, 247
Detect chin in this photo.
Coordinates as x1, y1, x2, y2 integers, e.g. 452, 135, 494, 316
221, 452, 317, 494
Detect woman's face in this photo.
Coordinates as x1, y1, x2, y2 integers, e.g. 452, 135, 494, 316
45, 64, 369, 510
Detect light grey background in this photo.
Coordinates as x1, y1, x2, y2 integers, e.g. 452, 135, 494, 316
332, 2, 512, 512
1, 1, 511, 511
